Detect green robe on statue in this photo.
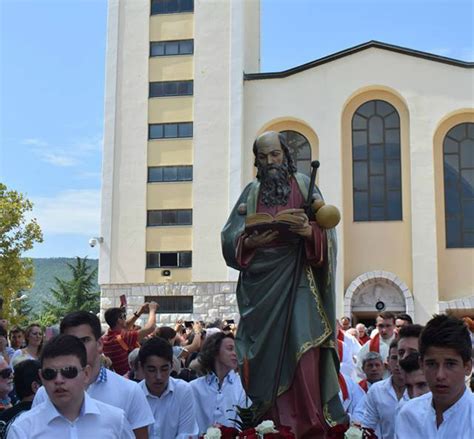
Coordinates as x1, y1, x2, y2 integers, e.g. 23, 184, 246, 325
221, 173, 347, 436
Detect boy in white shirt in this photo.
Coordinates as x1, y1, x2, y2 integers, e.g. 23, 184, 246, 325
395, 315, 474, 438
8, 334, 133, 438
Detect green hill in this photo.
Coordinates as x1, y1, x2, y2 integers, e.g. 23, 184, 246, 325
24, 258, 99, 312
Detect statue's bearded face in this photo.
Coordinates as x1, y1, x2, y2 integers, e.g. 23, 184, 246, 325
255, 141, 292, 207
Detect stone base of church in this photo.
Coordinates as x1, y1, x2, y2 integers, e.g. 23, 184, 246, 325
100, 282, 240, 326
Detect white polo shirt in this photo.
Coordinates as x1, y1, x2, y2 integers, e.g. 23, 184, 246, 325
362, 376, 409, 439
139, 377, 199, 439
190, 370, 249, 434
357, 334, 395, 379
7, 392, 134, 439
395, 389, 474, 439
33, 367, 154, 431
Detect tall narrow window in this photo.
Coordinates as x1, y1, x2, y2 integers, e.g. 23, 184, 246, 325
352, 100, 402, 221
443, 122, 474, 247
279, 130, 311, 176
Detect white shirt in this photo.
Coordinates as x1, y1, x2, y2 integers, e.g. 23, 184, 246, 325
338, 373, 365, 423
395, 389, 474, 439
139, 377, 199, 439
33, 367, 154, 431
357, 334, 395, 379
8, 392, 134, 439
362, 376, 409, 439
190, 371, 249, 434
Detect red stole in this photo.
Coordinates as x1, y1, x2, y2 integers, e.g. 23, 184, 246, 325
337, 328, 345, 342
338, 373, 349, 401
369, 332, 380, 353
359, 379, 369, 393
337, 339, 344, 362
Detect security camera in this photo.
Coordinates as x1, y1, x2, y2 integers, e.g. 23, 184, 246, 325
89, 238, 98, 248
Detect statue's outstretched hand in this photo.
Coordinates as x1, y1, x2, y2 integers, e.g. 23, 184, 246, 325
244, 230, 279, 249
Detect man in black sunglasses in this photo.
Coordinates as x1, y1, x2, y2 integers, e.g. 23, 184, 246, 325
0, 357, 13, 412
8, 334, 134, 438
31, 311, 153, 439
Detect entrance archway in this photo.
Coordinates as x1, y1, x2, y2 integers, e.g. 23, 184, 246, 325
344, 271, 414, 323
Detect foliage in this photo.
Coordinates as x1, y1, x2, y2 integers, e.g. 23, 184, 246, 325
0, 183, 43, 325
41, 256, 100, 324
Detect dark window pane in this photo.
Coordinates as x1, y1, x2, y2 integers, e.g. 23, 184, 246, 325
150, 42, 165, 56
354, 192, 369, 221
179, 40, 193, 54
443, 137, 458, 154
164, 124, 178, 138
148, 211, 163, 226
147, 253, 160, 268
447, 124, 466, 142
369, 145, 384, 175
446, 219, 461, 247
353, 145, 367, 161
148, 167, 163, 182
179, 252, 192, 267
353, 162, 368, 191
444, 154, 459, 182
468, 124, 474, 139
386, 160, 401, 189
180, 0, 194, 12
149, 124, 164, 139
384, 112, 400, 129
370, 176, 385, 204
161, 253, 178, 267
461, 170, 474, 197
149, 82, 163, 97
460, 139, 474, 168
163, 167, 178, 181
178, 81, 193, 95
386, 139, 401, 159
163, 210, 177, 225
385, 129, 400, 146
177, 166, 192, 181
178, 210, 192, 225
445, 188, 460, 217
165, 42, 179, 55
464, 233, 474, 246
376, 100, 395, 117
357, 101, 375, 118
370, 206, 385, 220
387, 191, 402, 220
179, 122, 193, 137
297, 159, 311, 177
353, 131, 367, 158
164, 82, 178, 96
352, 115, 367, 130
368, 116, 384, 144
165, 0, 179, 13
463, 200, 474, 230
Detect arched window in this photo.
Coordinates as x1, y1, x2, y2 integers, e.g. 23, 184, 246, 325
279, 130, 311, 176
443, 122, 474, 248
352, 100, 402, 221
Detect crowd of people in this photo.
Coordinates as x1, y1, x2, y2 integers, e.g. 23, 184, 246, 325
0, 306, 473, 438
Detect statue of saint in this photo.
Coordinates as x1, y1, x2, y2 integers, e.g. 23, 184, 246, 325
221, 131, 347, 437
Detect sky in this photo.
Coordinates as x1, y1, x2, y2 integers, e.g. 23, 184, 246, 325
1, 0, 472, 258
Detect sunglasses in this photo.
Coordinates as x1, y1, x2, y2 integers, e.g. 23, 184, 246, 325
0, 368, 13, 379
41, 366, 84, 381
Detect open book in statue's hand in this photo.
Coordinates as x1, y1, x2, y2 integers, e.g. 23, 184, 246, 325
244, 208, 305, 242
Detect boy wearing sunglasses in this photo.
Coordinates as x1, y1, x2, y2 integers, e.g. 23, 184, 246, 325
7, 334, 134, 438
0, 357, 13, 411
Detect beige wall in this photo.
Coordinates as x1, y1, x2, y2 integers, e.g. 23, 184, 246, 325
148, 97, 193, 123
150, 13, 193, 41
146, 227, 192, 250
341, 89, 413, 291
149, 56, 193, 82
147, 183, 193, 209
434, 111, 474, 301
147, 139, 193, 165
146, 268, 192, 283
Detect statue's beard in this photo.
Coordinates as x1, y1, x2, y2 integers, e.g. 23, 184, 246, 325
257, 162, 292, 207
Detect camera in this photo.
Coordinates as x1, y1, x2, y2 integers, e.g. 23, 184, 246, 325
89, 238, 98, 248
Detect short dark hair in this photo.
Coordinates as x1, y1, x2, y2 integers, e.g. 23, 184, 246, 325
389, 339, 399, 352
156, 326, 176, 342
198, 332, 234, 374
60, 311, 102, 340
40, 334, 87, 368
104, 308, 124, 328
377, 311, 396, 323
419, 314, 472, 362
139, 337, 173, 365
13, 359, 41, 400
399, 352, 421, 374
398, 324, 424, 340
0, 326, 7, 338
9, 326, 24, 335
395, 313, 413, 324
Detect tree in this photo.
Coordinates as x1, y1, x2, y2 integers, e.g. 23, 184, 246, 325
42, 257, 100, 323
0, 183, 43, 325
